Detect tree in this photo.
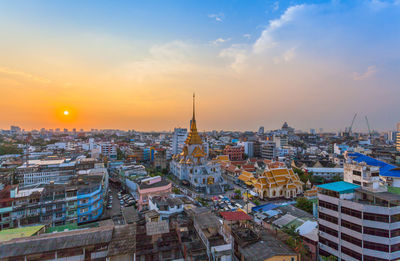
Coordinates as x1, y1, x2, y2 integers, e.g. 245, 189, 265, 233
234, 189, 241, 195
321, 255, 337, 261
253, 199, 260, 206
295, 197, 313, 214
0, 144, 22, 155
117, 148, 125, 160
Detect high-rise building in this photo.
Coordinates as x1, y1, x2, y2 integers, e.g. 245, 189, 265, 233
258, 126, 264, 135
172, 128, 187, 155
261, 141, 276, 160
317, 152, 400, 261
396, 122, 400, 152
10, 126, 21, 134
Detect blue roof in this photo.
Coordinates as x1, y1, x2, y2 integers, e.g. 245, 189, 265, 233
317, 181, 360, 194
347, 152, 400, 178
252, 203, 278, 212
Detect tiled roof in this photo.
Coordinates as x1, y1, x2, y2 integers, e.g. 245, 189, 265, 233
220, 211, 252, 221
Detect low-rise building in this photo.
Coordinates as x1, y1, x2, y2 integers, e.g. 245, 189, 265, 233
137, 176, 172, 211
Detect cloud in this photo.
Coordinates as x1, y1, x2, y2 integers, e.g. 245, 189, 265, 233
273, 47, 297, 64
352, 65, 377, 80
0, 67, 51, 84
273, 1, 279, 11
253, 4, 306, 54
210, 38, 231, 46
219, 44, 250, 72
208, 13, 224, 22
243, 34, 251, 39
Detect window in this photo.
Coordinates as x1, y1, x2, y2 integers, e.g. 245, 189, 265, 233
341, 233, 362, 247
80, 207, 89, 214
319, 213, 338, 224
319, 236, 338, 250
391, 214, 400, 223
371, 172, 380, 177
341, 206, 362, 218
319, 200, 338, 211
319, 224, 338, 237
353, 170, 362, 176
341, 246, 362, 260
364, 241, 389, 252
353, 180, 361, 185
391, 243, 400, 252
392, 228, 400, 237
364, 226, 389, 237
341, 220, 362, 233
363, 255, 388, 261
364, 212, 389, 223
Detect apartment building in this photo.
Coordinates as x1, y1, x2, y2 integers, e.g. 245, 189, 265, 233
172, 127, 187, 155
223, 145, 245, 161
261, 141, 276, 160
101, 142, 117, 160
0, 169, 108, 230
397, 122, 400, 152
317, 153, 400, 261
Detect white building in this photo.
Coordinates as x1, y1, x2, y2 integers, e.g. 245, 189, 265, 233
317, 153, 400, 261
101, 143, 117, 160
238, 141, 254, 158
172, 128, 187, 155
305, 167, 343, 180
170, 95, 225, 194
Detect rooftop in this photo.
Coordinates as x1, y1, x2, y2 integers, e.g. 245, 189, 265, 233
317, 181, 360, 194
0, 225, 44, 242
220, 211, 251, 221
348, 152, 400, 178
240, 231, 296, 261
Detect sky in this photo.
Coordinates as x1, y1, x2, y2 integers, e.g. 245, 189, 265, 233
0, 0, 399, 132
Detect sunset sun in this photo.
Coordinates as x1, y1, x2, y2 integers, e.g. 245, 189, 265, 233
63, 110, 69, 116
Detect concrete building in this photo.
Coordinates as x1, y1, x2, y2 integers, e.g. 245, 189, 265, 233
223, 145, 245, 161
238, 141, 254, 158
261, 141, 276, 160
137, 176, 172, 211
397, 122, 400, 152
0, 223, 136, 261
317, 153, 400, 260
0, 168, 108, 230
304, 167, 344, 180
172, 128, 187, 155
101, 143, 117, 160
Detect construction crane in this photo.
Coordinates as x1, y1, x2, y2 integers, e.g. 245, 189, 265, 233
347, 113, 357, 136
365, 116, 372, 140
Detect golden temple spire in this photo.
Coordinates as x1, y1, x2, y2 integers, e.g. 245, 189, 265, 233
185, 93, 203, 145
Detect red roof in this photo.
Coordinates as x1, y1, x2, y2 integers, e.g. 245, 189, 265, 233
219, 211, 252, 221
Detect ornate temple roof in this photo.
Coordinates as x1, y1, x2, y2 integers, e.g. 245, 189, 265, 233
185, 94, 203, 145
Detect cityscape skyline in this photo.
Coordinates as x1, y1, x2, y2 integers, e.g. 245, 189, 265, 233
1, 0, 400, 131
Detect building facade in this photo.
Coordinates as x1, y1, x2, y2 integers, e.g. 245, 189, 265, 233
318, 153, 400, 261
223, 145, 245, 161
172, 128, 188, 155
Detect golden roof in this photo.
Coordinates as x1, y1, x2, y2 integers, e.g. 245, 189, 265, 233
185, 94, 203, 145
192, 146, 206, 158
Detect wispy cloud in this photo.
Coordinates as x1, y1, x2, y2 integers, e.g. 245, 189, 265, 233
353, 65, 377, 80
273, 47, 297, 64
243, 34, 251, 39
0, 67, 51, 84
208, 13, 224, 22
210, 37, 231, 46
273, 1, 279, 11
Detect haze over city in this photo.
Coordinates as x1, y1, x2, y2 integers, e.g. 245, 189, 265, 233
1, 0, 399, 131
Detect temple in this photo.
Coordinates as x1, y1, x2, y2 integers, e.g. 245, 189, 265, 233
170, 94, 225, 194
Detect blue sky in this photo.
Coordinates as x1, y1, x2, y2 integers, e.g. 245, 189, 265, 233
0, 0, 399, 131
